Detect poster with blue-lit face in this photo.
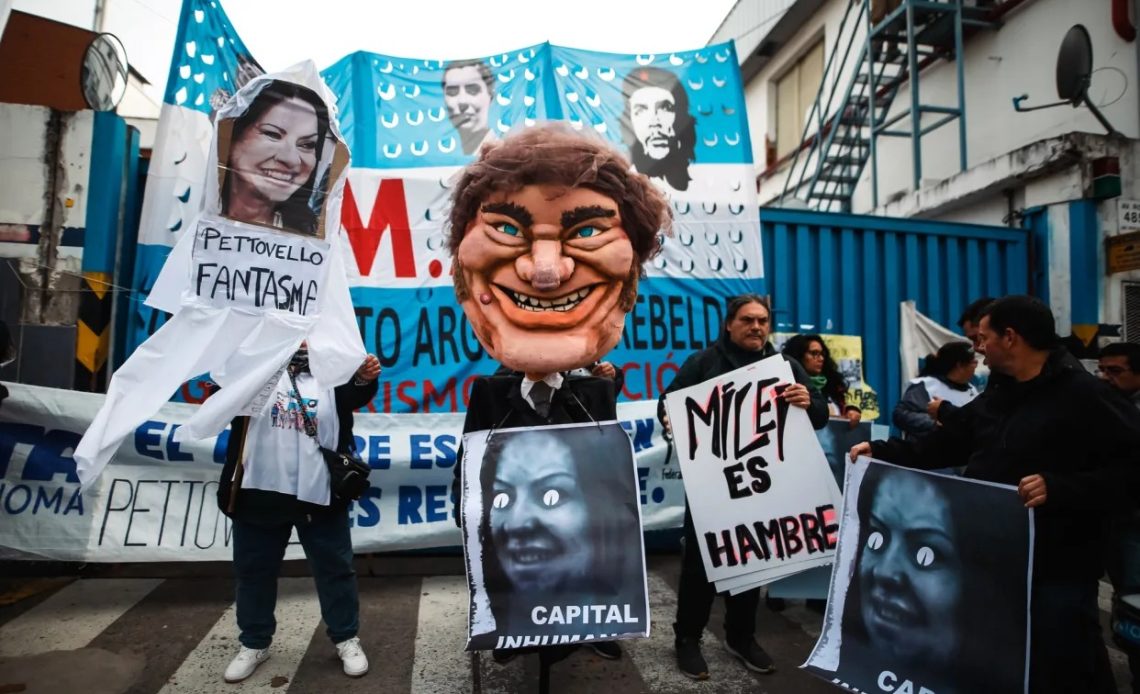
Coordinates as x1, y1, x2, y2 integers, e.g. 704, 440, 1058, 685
804, 459, 1033, 694
461, 422, 649, 651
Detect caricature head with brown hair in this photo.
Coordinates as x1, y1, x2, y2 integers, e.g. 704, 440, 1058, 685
448, 123, 672, 373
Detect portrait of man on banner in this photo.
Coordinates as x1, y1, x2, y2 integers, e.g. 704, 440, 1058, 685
461, 423, 650, 651
215, 79, 348, 237
441, 58, 496, 156
620, 66, 697, 193
805, 459, 1032, 694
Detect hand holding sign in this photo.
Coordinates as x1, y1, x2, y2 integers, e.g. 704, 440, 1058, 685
356, 354, 381, 382
849, 441, 872, 462
779, 382, 812, 409
1018, 473, 1048, 508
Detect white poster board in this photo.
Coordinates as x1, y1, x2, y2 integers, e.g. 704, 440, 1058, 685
663, 355, 843, 592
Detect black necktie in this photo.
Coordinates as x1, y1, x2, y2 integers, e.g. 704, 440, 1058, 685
530, 380, 553, 418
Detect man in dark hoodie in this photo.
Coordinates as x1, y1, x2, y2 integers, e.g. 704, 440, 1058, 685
657, 293, 829, 680
852, 295, 1140, 694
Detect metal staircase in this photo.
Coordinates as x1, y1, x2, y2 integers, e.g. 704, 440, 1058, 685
779, 0, 998, 212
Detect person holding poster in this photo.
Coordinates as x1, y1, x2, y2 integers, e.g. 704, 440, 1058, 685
447, 123, 671, 665
852, 295, 1140, 694
217, 343, 380, 683
804, 461, 1031, 694
657, 294, 829, 680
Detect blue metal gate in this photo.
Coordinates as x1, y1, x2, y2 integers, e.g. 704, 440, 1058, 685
759, 207, 1029, 426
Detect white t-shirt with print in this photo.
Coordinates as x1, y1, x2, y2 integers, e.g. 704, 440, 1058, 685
240, 370, 340, 506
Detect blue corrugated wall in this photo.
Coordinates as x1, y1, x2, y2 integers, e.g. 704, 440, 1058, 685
759, 207, 1029, 426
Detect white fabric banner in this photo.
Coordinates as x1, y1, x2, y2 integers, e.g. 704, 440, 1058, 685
662, 355, 843, 591
0, 383, 681, 562
899, 300, 988, 388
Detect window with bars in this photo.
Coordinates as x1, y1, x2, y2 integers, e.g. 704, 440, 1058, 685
1125, 282, 1140, 342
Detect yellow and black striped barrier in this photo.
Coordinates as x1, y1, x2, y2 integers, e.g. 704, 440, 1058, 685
75, 271, 112, 392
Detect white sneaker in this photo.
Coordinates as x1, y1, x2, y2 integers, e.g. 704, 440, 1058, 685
224, 646, 269, 683
336, 636, 369, 677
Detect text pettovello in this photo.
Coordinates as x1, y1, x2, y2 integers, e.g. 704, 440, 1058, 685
191, 220, 328, 317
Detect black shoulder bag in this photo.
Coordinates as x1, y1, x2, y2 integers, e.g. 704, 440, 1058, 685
286, 369, 371, 501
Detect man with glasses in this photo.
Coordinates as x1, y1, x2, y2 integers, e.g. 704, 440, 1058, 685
1099, 341, 1140, 693
657, 294, 829, 680
1100, 342, 1140, 410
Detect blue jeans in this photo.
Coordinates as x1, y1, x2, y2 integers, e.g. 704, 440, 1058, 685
232, 511, 359, 649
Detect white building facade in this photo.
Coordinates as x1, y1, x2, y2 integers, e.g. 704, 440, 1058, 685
713, 0, 1140, 347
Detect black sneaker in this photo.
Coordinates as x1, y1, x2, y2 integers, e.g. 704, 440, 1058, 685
675, 637, 709, 680
590, 640, 622, 660
725, 637, 775, 674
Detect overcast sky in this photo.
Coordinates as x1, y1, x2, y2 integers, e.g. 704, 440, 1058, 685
16, 0, 740, 102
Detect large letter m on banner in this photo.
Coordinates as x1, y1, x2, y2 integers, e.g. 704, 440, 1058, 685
342, 178, 415, 277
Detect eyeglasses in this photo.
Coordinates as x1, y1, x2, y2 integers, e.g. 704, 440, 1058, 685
1098, 365, 1128, 376
805, 350, 825, 358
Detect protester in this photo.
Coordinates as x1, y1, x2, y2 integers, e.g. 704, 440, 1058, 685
217, 344, 380, 683
783, 333, 861, 427
1099, 341, 1140, 693
220, 79, 331, 235
447, 123, 671, 665
957, 296, 994, 350
1099, 342, 1140, 409
893, 341, 978, 438
658, 294, 828, 680
851, 295, 1140, 693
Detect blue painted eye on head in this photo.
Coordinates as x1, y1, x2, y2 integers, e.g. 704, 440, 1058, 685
493, 222, 521, 237
573, 226, 599, 238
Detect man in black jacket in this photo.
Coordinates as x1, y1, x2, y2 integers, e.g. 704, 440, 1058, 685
852, 295, 1140, 694
658, 293, 829, 680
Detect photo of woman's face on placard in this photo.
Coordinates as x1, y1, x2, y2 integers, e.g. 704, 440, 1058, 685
216, 79, 346, 238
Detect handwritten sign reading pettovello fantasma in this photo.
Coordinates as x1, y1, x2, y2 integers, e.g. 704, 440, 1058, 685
191, 218, 328, 316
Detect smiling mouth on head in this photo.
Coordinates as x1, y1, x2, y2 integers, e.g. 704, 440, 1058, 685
503, 286, 593, 313
506, 542, 561, 566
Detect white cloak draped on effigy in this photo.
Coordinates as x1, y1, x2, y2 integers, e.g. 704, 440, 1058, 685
74, 61, 365, 487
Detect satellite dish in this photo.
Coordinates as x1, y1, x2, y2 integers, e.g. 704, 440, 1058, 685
80, 33, 128, 111
1056, 25, 1093, 105
1012, 24, 1119, 136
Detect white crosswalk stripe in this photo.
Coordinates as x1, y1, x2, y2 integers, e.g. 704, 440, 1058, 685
0, 569, 1133, 693
158, 578, 322, 693
411, 576, 474, 693
624, 572, 760, 694
0, 578, 161, 657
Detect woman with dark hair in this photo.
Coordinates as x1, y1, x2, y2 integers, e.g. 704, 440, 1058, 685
893, 341, 978, 438
473, 427, 644, 643
783, 334, 861, 427
220, 79, 331, 235
831, 464, 1029, 694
